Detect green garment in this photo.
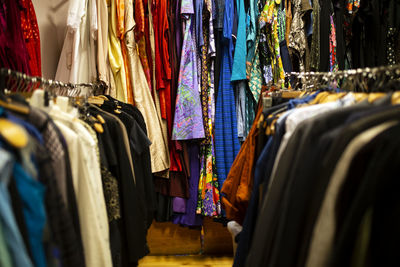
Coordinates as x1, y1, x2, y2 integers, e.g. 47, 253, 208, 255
0, 220, 12, 267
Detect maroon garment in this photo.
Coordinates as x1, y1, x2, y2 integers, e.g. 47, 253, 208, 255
0, 0, 31, 75
153, 172, 189, 199
172, 142, 203, 227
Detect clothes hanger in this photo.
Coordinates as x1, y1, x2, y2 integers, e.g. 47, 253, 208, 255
75, 84, 104, 134
0, 71, 30, 115
88, 96, 105, 105
0, 70, 28, 147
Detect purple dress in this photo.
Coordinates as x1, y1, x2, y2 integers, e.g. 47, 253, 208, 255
171, 0, 205, 140
172, 143, 203, 227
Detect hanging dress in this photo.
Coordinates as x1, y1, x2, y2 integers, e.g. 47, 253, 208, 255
214, 0, 241, 193
171, 0, 205, 140
196, 2, 221, 217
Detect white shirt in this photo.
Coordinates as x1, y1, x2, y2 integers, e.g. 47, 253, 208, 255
50, 106, 112, 267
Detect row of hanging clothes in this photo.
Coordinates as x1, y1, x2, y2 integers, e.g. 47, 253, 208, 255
2, 0, 400, 225
221, 64, 400, 267
0, 68, 156, 267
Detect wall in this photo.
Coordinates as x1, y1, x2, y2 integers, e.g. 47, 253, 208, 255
31, 0, 69, 79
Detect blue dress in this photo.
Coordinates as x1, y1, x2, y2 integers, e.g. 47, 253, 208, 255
230, 0, 247, 81
214, 0, 241, 193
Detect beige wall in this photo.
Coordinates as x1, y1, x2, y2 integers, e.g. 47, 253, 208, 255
31, 0, 70, 79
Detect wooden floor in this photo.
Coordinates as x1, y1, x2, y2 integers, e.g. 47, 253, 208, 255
138, 255, 233, 267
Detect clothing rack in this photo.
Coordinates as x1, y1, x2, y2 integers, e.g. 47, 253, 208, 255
0, 68, 106, 96
285, 64, 400, 92
286, 64, 400, 80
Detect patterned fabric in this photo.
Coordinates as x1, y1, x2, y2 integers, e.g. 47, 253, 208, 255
260, 0, 285, 86
287, 0, 307, 71
244, 88, 256, 138
172, 0, 205, 140
197, 8, 221, 217
259, 26, 273, 85
329, 15, 338, 72
200, 9, 211, 145
79, 122, 121, 223
346, 0, 360, 14
277, 8, 286, 43
249, 51, 262, 102
246, 0, 259, 70
101, 166, 121, 222
207, 0, 216, 124
197, 143, 221, 216
284, 0, 292, 48
214, 0, 241, 192
310, 0, 320, 71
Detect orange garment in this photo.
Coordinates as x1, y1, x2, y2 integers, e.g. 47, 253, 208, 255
135, 0, 153, 92
121, 44, 134, 104
116, 0, 125, 38
116, 0, 134, 104
221, 105, 263, 224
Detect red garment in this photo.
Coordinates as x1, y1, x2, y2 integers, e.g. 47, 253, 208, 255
152, 0, 171, 121
20, 0, 41, 77
153, 0, 182, 173
166, 0, 182, 173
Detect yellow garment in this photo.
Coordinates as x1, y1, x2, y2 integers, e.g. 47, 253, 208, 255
108, 0, 128, 102
367, 93, 386, 103
319, 92, 347, 103
308, 91, 330, 105
392, 91, 400, 104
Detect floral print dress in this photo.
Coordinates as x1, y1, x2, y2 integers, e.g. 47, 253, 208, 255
197, 1, 221, 217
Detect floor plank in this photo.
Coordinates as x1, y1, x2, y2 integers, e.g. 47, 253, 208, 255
138, 255, 233, 267
147, 222, 201, 255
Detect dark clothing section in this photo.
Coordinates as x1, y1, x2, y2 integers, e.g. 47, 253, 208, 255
231, 93, 400, 267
